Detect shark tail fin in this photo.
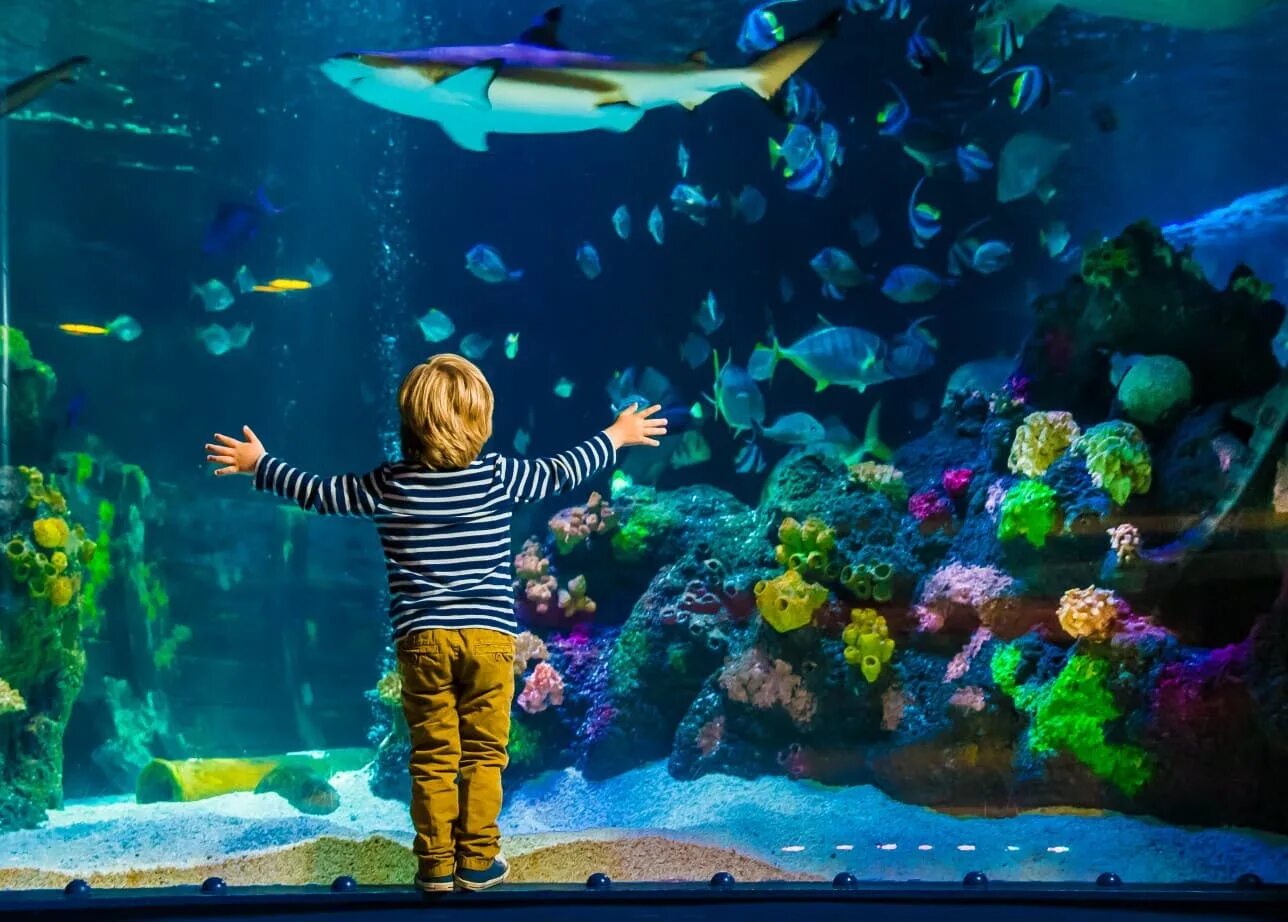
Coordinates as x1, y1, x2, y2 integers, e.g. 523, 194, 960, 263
743, 8, 842, 101
861, 401, 893, 463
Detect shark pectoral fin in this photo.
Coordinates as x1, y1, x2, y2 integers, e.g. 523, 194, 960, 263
436, 60, 501, 110
439, 120, 490, 152
596, 100, 646, 133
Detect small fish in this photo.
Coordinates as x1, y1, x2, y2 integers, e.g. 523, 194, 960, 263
947, 218, 989, 277
876, 81, 910, 137
612, 205, 632, 240
465, 244, 523, 283
696, 291, 724, 335
997, 20, 1022, 65
505, 332, 520, 360
972, 240, 1013, 274
852, 211, 881, 247
737, 2, 793, 54
192, 279, 235, 313
881, 265, 952, 304
771, 76, 825, 125
991, 65, 1052, 114
734, 439, 767, 475
553, 377, 575, 398
255, 277, 312, 292
2, 56, 90, 119
997, 132, 1069, 203
710, 352, 766, 435
670, 184, 720, 225
818, 121, 845, 166
1040, 220, 1071, 258
671, 430, 712, 469
908, 177, 942, 248
769, 124, 817, 175
576, 242, 602, 280
648, 206, 665, 245
514, 429, 530, 454
761, 411, 826, 445
751, 321, 891, 393
731, 185, 767, 223
304, 258, 333, 286
234, 265, 257, 294
202, 186, 284, 255
677, 141, 691, 177
197, 322, 254, 357
417, 308, 454, 343
847, 0, 909, 20
107, 314, 142, 342
459, 333, 493, 360
887, 316, 938, 379
59, 322, 109, 336
906, 17, 947, 75
956, 143, 994, 183
810, 247, 867, 300
779, 274, 795, 303
784, 147, 836, 199
681, 332, 712, 369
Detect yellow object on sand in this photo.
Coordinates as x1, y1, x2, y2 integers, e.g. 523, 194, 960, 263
136, 748, 370, 804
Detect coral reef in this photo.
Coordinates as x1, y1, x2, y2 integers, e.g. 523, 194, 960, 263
1072, 421, 1153, 505
1057, 586, 1124, 641
1116, 355, 1193, 426
841, 608, 895, 683
517, 663, 565, 714
1009, 411, 1081, 477
550, 492, 617, 554
718, 648, 816, 727
754, 569, 828, 633
997, 480, 1059, 548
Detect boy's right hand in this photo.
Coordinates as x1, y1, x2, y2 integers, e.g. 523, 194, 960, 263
606, 404, 668, 450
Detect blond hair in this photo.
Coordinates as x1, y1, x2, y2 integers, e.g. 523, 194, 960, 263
398, 354, 494, 469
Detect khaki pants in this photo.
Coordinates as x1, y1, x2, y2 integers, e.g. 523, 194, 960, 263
396, 628, 515, 878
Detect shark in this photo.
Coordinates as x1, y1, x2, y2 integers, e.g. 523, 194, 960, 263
975, 0, 1277, 48
2, 56, 90, 118
321, 6, 842, 152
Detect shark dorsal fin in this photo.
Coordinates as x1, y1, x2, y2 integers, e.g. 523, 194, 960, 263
518, 7, 566, 49
436, 60, 501, 110
686, 50, 710, 66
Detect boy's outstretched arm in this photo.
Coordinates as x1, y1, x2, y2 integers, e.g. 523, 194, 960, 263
500, 403, 667, 504
205, 425, 384, 517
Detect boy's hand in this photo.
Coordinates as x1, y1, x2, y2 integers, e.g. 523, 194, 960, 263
205, 425, 266, 476
606, 404, 668, 450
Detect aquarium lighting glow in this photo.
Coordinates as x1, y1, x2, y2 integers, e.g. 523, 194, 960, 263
918, 845, 934, 851
877, 843, 898, 850
1047, 846, 1070, 853
780, 845, 805, 853
957, 844, 977, 851
1006, 846, 1021, 852
835, 845, 854, 851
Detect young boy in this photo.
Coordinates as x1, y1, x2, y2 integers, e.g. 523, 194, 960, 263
204, 353, 667, 892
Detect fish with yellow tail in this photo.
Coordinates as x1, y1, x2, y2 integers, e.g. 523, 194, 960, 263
321, 6, 842, 152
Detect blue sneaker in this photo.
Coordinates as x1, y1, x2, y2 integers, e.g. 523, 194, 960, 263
415, 873, 454, 894
454, 857, 510, 892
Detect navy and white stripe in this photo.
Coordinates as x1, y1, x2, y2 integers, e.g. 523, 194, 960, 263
254, 432, 615, 638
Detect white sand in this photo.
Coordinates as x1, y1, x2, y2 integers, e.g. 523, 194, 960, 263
1, 761, 1285, 883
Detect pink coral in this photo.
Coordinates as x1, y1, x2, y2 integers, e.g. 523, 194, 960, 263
949, 685, 987, 713
908, 489, 953, 523
695, 716, 725, 757
881, 686, 910, 731
719, 648, 816, 726
549, 491, 617, 554
943, 626, 993, 682
514, 631, 549, 676
985, 480, 1009, 519
517, 662, 565, 714
941, 468, 974, 499
515, 538, 559, 615
917, 563, 1017, 636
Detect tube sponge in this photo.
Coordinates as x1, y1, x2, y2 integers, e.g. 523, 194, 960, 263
754, 569, 828, 632
1072, 421, 1152, 505
775, 516, 836, 578
997, 480, 1060, 548
842, 608, 895, 683
1009, 411, 1081, 478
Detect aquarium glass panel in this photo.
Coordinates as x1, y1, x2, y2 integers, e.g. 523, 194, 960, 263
1, 0, 1287, 890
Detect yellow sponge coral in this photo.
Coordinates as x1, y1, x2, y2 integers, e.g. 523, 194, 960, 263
1057, 586, 1121, 641
754, 569, 828, 633
774, 516, 836, 578
842, 608, 895, 683
33, 516, 70, 549
1009, 411, 1081, 478
0, 677, 26, 715
49, 575, 76, 608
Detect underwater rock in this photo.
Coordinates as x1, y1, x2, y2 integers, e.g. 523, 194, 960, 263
254, 764, 341, 816
89, 677, 172, 795
1019, 221, 1284, 418
0, 327, 57, 463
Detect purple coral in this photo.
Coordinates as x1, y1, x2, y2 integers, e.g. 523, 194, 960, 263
909, 489, 954, 524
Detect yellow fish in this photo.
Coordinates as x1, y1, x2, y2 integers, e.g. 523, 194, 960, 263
58, 323, 109, 336
252, 278, 313, 293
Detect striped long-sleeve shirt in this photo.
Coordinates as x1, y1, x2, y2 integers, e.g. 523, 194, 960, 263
253, 432, 615, 638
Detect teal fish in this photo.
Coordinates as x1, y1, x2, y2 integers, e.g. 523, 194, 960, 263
750, 319, 891, 393
417, 308, 454, 342
761, 411, 826, 445
505, 332, 520, 359
881, 264, 952, 303
709, 351, 766, 435
459, 333, 492, 359
192, 278, 235, 313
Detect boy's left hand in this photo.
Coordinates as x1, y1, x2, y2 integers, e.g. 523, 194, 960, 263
205, 425, 266, 476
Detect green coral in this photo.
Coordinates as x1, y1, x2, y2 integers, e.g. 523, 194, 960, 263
1072, 421, 1152, 505
152, 624, 192, 671
1080, 238, 1140, 289
774, 516, 836, 580
839, 560, 895, 603
753, 569, 828, 633
1232, 273, 1273, 302
998, 480, 1060, 548
607, 623, 651, 699
1116, 356, 1192, 426
609, 493, 675, 562
507, 719, 542, 771
841, 608, 895, 683
1, 327, 56, 426
992, 645, 1151, 795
